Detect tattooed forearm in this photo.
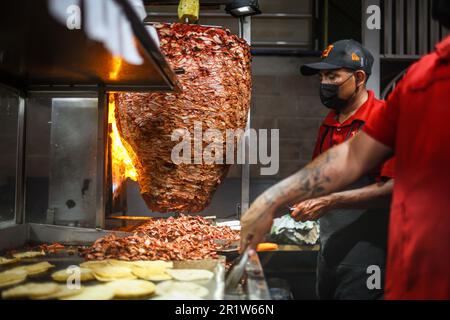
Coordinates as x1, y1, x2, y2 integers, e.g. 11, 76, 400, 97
284, 148, 338, 201
298, 157, 333, 197
257, 144, 360, 213
240, 132, 393, 249
330, 179, 394, 210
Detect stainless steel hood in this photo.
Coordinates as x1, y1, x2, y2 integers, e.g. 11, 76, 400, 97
0, 0, 180, 92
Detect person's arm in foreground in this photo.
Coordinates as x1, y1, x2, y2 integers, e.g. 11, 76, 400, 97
290, 179, 394, 222
240, 132, 393, 250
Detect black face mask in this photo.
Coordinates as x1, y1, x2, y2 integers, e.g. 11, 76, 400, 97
432, 0, 450, 29
320, 74, 356, 112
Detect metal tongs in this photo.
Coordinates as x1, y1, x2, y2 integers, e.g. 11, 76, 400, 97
225, 236, 253, 293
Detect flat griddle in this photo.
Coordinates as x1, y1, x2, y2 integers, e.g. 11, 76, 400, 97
0, 248, 226, 300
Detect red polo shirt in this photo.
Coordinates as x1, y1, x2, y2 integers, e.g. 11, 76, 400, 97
313, 90, 395, 179
363, 36, 450, 300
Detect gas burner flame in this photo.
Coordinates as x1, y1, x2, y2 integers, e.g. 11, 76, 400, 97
108, 94, 138, 198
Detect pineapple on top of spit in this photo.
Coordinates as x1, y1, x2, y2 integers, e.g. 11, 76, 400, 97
178, 0, 200, 23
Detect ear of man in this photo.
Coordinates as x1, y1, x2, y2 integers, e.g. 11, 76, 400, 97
355, 70, 368, 88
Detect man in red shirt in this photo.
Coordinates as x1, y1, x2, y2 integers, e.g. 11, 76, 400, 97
287, 39, 395, 300
240, 1, 450, 299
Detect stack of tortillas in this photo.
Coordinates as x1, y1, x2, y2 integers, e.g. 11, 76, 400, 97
0, 269, 28, 289
155, 281, 209, 299
0, 256, 214, 300
12, 251, 45, 259
82, 259, 175, 282
165, 269, 213, 282
52, 267, 95, 282
128, 260, 173, 282
15, 262, 55, 276
0, 250, 46, 267
0, 257, 20, 266
93, 266, 137, 282
0, 261, 55, 289
107, 280, 156, 299
61, 285, 115, 300
2, 282, 83, 300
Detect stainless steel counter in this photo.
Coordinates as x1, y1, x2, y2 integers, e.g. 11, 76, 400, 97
0, 223, 271, 300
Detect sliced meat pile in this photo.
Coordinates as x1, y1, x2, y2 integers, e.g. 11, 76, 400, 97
115, 23, 252, 213
80, 215, 240, 261
39, 243, 65, 253
135, 215, 239, 242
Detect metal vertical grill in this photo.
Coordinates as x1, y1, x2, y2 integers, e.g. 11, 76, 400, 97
382, 0, 450, 58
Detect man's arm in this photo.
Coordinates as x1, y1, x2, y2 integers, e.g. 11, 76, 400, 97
240, 131, 393, 250
291, 179, 394, 222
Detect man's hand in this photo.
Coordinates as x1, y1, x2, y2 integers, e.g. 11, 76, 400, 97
291, 195, 335, 222
240, 197, 276, 252
291, 178, 394, 222
238, 133, 393, 253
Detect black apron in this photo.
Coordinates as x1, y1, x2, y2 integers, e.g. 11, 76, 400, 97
316, 123, 389, 300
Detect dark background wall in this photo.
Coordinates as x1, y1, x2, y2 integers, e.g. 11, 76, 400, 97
327, 0, 362, 44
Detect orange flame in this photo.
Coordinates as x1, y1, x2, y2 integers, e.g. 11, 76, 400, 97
108, 94, 138, 193
109, 56, 123, 81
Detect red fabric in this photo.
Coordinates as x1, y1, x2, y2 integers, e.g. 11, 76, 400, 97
313, 90, 395, 179
380, 156, 396, 179
363, 36, 450, 300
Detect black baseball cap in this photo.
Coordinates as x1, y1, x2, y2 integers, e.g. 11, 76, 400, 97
301, 39, 374, 76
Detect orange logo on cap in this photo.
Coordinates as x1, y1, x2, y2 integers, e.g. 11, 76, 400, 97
352, 53, 361, 61
322, 45, 334, 58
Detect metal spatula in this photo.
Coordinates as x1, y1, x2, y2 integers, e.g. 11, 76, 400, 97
225, 236, 253, 293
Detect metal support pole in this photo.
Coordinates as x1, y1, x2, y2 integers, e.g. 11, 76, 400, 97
406, 0, 417, 56
362, 0, 381, 98
394, 0, 405, 55
15, 94, 26, 225
383, 0, 393, 55
96, 89, 108, 229
239, 16, 251, 216
323, 0, 329, 47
